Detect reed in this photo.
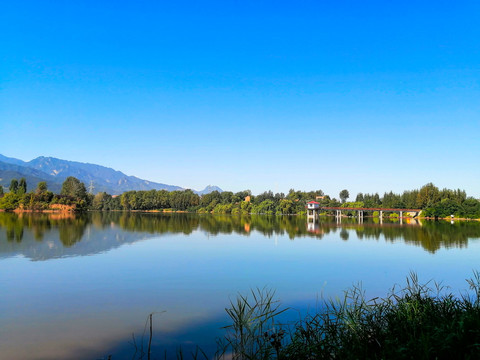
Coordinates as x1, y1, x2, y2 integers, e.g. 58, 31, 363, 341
216, 272, 480, 360
216, 287, 288, 360
124, 273, 480, 359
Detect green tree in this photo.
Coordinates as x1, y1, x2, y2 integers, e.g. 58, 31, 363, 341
234, 190, 252, 202
9, 179, 18, 194
0, 185, 3, 197
355, 192, 364, 202
339, 189, 350, 203
18, 178, 27, 195
401, 190, 419, 209
240, 200, 252, 214
155, 190, 170, 208
278, 199, 294, 214
61, 177, 87, 200
0, 192, 20, 210
120, 191, 138, 210
36, 181, 48, 194
200, 191, 222, 208
252, 199, 275, 215
460, 198, 480, 219
254, 191, 275, 205
92, 192, 113, 210
417, 183, 440, 208
382, 191, 404, 209
221, 191, 234, 204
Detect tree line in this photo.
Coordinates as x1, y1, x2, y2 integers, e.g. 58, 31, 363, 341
0, 178, 479, 218
0, 177, 90, 211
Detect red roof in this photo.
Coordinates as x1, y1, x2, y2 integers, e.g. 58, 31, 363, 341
307, 201, 320, 204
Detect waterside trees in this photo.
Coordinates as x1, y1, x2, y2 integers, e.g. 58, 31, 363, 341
0, 177, 90, 211
0, 179, 479, 218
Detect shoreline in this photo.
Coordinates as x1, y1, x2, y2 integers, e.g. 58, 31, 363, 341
2, 208, 479, 221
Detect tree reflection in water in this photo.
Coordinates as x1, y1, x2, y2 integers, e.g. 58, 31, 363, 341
0, 212, 479, 255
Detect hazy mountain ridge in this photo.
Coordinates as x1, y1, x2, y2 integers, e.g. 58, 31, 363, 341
0, 161, 63, 193
0, 154, 222, 195
196, 185, 224, 195
0, 154, 27, 166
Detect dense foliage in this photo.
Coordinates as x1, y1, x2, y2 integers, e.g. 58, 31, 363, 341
0, 177, 90, 211
0, 178, 479, 219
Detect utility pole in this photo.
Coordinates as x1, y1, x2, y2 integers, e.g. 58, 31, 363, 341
88, 181, 95, 194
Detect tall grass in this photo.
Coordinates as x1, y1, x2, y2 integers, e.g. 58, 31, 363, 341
122, 273, 480, 359
217, 272, 480, 360
217, 287, 288, 360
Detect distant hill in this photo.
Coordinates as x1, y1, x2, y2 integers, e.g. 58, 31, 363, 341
0, 161, 63, 193
196, 185, 224, 195
24, 156, 186, 194
0, 154, 27, 167
0, 154, 222, 195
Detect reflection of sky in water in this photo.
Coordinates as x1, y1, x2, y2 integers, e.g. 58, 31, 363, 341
1, 217, 480, 359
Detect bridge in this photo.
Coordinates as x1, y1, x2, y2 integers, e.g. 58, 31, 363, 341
320, 206, 422, 218
306, 201, 422, 224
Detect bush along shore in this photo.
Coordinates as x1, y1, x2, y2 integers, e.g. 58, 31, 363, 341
1, 177, 480, 219
121, 272, 480, 360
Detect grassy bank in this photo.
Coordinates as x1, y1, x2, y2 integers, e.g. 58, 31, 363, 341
221, 273, 480, 359
127, 273, 480, 360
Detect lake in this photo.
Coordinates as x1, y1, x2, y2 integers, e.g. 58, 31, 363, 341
1, 212, 479, 359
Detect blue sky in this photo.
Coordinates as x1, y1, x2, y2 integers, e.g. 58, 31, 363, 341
1, 1, 479, 197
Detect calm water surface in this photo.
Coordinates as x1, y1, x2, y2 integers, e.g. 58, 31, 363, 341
1, 212, 479, 359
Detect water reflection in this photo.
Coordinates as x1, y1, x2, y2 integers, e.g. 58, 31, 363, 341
326, 218, 480, 253
0, 212, 479, 259
1, 212, 480, 359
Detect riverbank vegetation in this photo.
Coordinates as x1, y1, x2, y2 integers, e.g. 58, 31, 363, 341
1, 178, 479, 219
125, 273, 480, 359
211, 273, 480, 360
0, 177, 90, 211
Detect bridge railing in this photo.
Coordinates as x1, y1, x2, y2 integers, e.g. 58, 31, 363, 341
320, 207, 421, 212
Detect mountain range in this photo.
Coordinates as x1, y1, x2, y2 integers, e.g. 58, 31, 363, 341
0, 154, 222, 195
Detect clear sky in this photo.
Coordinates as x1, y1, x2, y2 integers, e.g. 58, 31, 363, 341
1, 1, 479, 197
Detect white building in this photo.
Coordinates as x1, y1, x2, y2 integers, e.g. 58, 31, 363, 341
306, 201, 320, 219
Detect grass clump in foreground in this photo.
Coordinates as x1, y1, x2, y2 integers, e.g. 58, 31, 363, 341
217, 272, 480, 360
